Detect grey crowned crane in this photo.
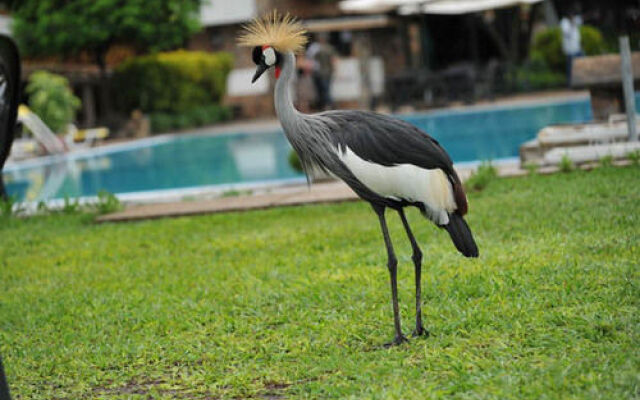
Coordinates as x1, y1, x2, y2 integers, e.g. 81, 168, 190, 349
239, 12, 478, 346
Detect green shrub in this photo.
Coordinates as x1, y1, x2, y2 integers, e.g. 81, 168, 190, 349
465, 162, 497, 192
531, 28, 565, 72
524, 162, 539, 176
288, 149, 303, 173
116, 51, 234, 133
580, 26, 607, 56
149, 104, 232, 133
61, 195, 80, 214
149, 112, 174, 133
599, 154, 613, 168
26, 71, 81, 133
531, 25, 606, 73
173, 114, 191, 130
559, 154, 574, 173
190, 106, 211, 126
0, 195, 20, 218
517, 25, 605, 91
114, 50, 233, 114
155, 50, 232, 103
628, 150, 640, 166
221, 189, 252, 198
37, 201, 49, 213
95, 190, 122, 214
515, 66, 566, 91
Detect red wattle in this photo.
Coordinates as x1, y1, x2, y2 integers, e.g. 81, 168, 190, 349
275, 66, 281, 79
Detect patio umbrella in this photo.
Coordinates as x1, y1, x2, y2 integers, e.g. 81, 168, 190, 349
339, 0, 439, 14
401, 0, 542, 14
340, 0, 542, 14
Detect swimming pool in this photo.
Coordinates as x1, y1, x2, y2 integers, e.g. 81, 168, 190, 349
3, 97, 593, 203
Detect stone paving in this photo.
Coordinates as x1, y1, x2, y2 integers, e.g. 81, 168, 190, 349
96, 162, 530, 223
96, 181, 358, 223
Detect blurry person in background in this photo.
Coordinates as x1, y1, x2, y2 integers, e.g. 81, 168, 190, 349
306, 33, 337, 110
561, 5, 583, 87
295, 53, 315, 113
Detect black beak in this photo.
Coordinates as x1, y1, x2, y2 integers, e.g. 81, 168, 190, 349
252, 63, 268, 83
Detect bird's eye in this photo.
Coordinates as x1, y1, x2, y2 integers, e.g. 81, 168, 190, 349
252, 46, 262, 65
263, 47, 276, 66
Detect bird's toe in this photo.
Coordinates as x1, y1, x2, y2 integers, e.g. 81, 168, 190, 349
384, 335, 409, 347
411, 326, 430, 338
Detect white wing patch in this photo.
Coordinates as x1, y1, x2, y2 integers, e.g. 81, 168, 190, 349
336, 146, 456, 225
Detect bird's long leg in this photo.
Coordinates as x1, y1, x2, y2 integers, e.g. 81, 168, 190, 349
374, 205, 407, 346
398, 209, 429, 338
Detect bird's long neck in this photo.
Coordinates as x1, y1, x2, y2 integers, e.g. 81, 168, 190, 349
274, 52, 303, 133
273, 51, 334, 180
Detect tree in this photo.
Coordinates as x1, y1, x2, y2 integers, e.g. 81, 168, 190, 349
0, 0, 19, 10
12, 0, 202, 70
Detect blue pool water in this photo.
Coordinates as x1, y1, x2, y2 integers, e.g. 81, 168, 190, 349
3, 97, 594, 202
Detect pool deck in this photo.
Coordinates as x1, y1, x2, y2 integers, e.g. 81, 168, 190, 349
96, 180, 358, 222
96, 162, 530, 223
99, 156, 629, 223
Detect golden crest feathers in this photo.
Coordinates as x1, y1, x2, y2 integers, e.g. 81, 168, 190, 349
238, 11, 308, 54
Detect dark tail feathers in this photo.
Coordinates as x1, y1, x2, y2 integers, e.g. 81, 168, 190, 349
443, 213, 478, 258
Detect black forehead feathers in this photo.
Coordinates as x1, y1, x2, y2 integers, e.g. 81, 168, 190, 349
252, 46, 261, 65
252, 46, 282, 66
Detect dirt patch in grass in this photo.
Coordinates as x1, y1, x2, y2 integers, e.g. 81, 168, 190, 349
259, 381, 291, 399
91, 378, 218, 399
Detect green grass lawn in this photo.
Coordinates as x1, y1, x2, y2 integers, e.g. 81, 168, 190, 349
1, 167, 639, 399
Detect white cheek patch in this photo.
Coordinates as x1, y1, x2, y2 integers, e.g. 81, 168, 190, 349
263, 47, 276, 66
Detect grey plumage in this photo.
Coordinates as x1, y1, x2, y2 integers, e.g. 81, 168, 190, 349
260, 49, 478, 344
275, 52, 471, 223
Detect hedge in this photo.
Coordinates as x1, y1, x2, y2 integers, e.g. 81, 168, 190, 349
531, 25, 606, 72
114, 50, 233, 115
150, 104, 232, 133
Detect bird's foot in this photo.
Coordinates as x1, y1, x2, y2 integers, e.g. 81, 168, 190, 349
411, 326, 430, 338
384, 334, 409, 347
